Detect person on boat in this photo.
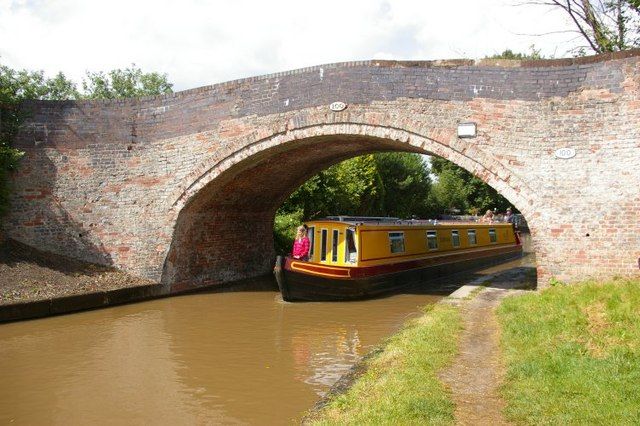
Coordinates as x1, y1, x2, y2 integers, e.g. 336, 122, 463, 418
480, 209, 494, 223
291, 225, 310, 261
504, 207, 514, 224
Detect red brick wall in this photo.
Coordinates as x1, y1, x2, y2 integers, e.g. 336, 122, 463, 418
5, 50, 640, 289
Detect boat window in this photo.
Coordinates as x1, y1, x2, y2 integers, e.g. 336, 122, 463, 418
345, 228, 357, 263
451, 230, 460, 247
332, 229, 339, 262
468, 229, 477, 245
427, 230, 438, 250
389, 232, 405, 254
489, 228, 497, 243
320, 229, 328, 261
308, 226, 315, 260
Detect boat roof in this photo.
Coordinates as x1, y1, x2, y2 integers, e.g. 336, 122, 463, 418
314, 216, 440, 226
309, 216, 511, 227
322, 216, 400, 224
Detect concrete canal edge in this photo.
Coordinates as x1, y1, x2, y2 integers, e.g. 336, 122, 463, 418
302, 271, 511, 423
0, 283, 169, 322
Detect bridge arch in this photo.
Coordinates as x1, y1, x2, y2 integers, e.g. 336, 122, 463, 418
161, 122, 537, 290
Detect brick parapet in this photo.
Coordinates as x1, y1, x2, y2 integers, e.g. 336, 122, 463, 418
17, 48, 640, 110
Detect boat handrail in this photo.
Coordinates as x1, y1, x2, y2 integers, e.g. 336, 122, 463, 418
314, 216, 513, 226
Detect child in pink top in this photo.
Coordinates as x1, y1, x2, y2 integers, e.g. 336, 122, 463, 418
292, 225, 310, 260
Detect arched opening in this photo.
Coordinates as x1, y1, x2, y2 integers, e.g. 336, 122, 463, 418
162, 126, 537, 291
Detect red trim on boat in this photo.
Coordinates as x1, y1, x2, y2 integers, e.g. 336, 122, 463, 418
287, 259, 351, 277
352, 245, 520, 278
284, 244, 521, 280
288, 262, 349, 277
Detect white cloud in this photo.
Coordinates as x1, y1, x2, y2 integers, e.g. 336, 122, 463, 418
0, 0, 581, 91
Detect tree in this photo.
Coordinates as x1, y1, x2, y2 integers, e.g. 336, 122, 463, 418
279, 152, 433, 220
487, 46, 543, 60
46, 72, 82, 100
529, 0, 640, 53
82, 65, 173, 99
279, 154, 385, 220
374, 153, 433, 218
428, 156, 513, 215
428, 166, 469, 214
335, 154, 385, 216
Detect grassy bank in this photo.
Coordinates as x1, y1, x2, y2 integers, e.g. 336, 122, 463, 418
498, 278, 640, 424
308, 303, 461, 425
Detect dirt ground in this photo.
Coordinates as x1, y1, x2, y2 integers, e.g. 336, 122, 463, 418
0, 239, 153, 305
440, 267, 534, 425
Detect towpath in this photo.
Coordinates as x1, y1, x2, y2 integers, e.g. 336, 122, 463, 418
440, 265, 534, 426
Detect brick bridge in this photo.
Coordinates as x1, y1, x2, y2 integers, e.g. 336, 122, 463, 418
6, 50, 640, 291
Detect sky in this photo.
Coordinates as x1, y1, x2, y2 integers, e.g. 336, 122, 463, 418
0, 0, 583, 92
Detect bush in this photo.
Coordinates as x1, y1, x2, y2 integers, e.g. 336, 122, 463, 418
273, 209, 304, 255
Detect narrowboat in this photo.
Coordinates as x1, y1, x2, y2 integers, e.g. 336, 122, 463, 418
273, 216, 522, 302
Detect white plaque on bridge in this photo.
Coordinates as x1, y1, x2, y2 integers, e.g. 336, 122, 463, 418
457, 122, 477, 138
554, 148, 576, 159
329, 102, 347, 112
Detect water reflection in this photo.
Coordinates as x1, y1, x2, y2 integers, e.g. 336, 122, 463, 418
291, 327, 361, 394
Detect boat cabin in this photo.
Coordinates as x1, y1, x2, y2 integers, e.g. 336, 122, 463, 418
303, 216, 518, 269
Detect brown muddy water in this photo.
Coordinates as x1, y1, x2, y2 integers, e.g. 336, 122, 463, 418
0, 236, 534, 425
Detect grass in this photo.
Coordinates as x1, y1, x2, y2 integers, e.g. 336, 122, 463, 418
308, 302, 462, 425
497, 278, 640, 425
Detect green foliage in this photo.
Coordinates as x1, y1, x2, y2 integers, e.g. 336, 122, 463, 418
0, 146, 24, 217
429, 156, 513, 215
273, 208, 304, 255
278, 152, 434, 219
488, 46, 543, 60
332, 154, 385, 216
46, 72, 82, 100
374, 152, 433, 218
81, 64, 173, 99
0, 65, 79, 102
498, 279, 640, 424
280, 154, 383, 219
429, 167, 469, 214
548, 276, 565, 287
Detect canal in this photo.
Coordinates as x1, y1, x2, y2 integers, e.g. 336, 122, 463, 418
0, 236, 534, 424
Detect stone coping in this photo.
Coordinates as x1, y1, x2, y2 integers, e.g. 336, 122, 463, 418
0, 283, 167, 323
0, 274, 279, 323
